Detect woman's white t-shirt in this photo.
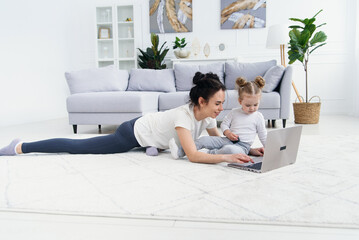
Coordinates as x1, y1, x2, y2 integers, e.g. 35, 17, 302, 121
134, 104, 217, 149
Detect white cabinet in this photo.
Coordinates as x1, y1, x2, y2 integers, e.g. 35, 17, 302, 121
95, 5, 136, 70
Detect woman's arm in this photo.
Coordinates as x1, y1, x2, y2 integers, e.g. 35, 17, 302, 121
176, 127, 253, 164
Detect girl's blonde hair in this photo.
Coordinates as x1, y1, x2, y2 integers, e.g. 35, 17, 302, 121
235, 76, 265, 100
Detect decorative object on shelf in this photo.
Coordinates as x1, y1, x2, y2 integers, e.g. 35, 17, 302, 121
218, 43, 225, 51
173, 37, 190, 58
125, 17, 132, 21
138, 33, 169, 69
288, 9, 327, 124
149, 0, 193, 33
127, 27, 132, 38
266, 24, 302, 103
106, 9, 111, 22
220, 0, 266, 29
203, 43, 210, 58
191, 38, 200, 56
103, 46, 109, 58
99, 27, 111, 39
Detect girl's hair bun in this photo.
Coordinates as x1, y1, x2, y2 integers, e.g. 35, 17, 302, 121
193, 72, 205, 85
235, 77, 247, 88
254, 76, 265, 89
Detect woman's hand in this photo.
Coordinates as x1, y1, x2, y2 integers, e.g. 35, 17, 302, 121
249, 147, 264, 156
223, 130, 239, 141
226, 153, 254, 164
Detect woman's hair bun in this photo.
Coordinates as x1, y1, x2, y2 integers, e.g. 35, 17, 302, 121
254, 76, 265, 89
193, 72, 205, 85
235, 77, 247, 88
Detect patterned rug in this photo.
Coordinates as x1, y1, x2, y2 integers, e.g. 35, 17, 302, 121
0, 135, 358, 228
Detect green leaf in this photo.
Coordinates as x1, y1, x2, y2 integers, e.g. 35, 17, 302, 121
289, 29, 299, 42
310, 31, 327, 45
299, 29, 311, 46
312, 9, 323, 18
309, 42, 326, 54
289, 17, 305, 23
289, 25, 304, 29
316, 23, 326, 28
305, 24, 316, 35
306, 18, 315, 26
159, 49, 169, 62
303, 18, 310, 25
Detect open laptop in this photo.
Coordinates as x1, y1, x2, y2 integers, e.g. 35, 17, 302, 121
228, 126, 302, 173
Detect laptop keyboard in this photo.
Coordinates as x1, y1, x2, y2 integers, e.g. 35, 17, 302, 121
246, 162, 262, 170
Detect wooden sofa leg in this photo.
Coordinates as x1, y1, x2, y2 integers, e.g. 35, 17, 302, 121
73, 125, 77, 134
98, 125, 102, 133
272, 120, 276, 128
282, 119, 286, 128
267, 120, 271, 128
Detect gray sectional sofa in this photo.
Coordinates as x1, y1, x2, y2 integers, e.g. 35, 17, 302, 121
65, 60, 292, 133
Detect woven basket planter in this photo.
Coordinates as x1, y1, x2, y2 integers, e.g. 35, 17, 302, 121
293, 96, 321, 124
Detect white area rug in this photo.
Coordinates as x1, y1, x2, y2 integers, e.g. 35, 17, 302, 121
1, 135, 358, 228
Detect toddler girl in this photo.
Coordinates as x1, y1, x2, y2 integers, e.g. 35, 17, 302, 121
169, 76, 267, 158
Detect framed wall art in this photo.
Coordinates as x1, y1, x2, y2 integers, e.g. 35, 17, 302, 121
149, 0, 193, 33
98, 27, 111, 39
221, 0, 266, 29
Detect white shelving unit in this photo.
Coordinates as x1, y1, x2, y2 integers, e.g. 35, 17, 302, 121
95, 5, 136, 70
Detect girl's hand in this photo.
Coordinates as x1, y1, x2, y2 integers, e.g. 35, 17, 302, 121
226, 153, 254, 164
224, 130, 239, 141
249, 147, 264, 156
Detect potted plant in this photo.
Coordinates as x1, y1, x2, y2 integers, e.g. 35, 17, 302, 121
138, 33, 169, 69
173, 37, 190, 58
288, 9, 327, 124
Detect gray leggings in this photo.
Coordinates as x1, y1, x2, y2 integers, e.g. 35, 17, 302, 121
178, 136, 251, 157
22, 118, 140, 154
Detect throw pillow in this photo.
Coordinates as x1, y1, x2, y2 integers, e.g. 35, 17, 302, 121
262, 65, 285, 92
224, 60, 277, 90
127, 69, 176, 92
65, 65, 129, 94
174, 62, 224, 91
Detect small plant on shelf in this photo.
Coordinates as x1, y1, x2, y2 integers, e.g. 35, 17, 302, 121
137, 33, 169, 69
173, 37, 187, 50
173, 37, 190, 58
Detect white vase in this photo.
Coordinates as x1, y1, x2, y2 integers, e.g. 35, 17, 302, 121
203, 43, 210, 58
174, 49, 190, 58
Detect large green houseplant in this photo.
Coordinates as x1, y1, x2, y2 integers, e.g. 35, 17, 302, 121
288, 9, 327, 123
138, 33, 169, 69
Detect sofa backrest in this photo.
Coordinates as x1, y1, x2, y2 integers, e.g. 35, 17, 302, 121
173, 62, 225, 91
224, 60, 277, 90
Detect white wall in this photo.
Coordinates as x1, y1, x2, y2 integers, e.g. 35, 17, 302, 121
0, 0, 357, 127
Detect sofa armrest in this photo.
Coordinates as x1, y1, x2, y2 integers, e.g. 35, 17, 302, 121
279, 65, 293, 119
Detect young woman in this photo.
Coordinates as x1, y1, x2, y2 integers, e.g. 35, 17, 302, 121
0, 72, 261, 164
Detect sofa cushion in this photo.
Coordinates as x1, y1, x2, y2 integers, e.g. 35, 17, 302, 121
127, 69, 176, 92
225, 60, 277, 90
158, 91, 190, 111
67, 91, 161, 113
262, 65, 285, 92
225, 90, 280, 109
174, 62, 224, 91
65, 65, 129, 94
